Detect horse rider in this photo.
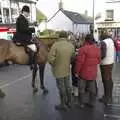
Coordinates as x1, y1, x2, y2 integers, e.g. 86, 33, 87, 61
13, 5, 37, 69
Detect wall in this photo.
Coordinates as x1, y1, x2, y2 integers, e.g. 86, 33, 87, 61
105, 2, 120, 22
73, 24, 90, 34
47, 11, 73, 32
96, 2, 120, 23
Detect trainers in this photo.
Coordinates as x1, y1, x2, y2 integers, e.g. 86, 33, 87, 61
55, 104, 67, 111
77, 104, 85, 109
65, 102, 72, 108
85, 102, 95, 108
99, 96, 105, 103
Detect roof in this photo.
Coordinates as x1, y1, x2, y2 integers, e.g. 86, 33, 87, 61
47, 9, 93, 24
62, 10, 93, 24
36, 8, 47, 22
11, 0, 38, 3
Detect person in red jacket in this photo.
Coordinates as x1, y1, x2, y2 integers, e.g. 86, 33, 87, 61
75, 34, 101, 108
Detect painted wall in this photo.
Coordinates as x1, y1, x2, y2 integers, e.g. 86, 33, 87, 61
105, 2, 120, 22
96, 2, 120, 23
73, 24, 90, 34
47, 10, 90, 34
47, 11, 73, 32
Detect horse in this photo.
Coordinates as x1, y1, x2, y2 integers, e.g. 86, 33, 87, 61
0, 37, 55, 97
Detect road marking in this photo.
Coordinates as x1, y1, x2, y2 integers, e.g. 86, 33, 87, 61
0, 81, 9, 85
0, 73, 32, 89
104, 114, 120, 119
107, 104, 120, 107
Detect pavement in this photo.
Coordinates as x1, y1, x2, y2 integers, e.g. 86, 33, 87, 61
0, 63, 119, 120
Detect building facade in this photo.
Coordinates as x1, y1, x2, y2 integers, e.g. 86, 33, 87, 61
0, 0, 37, 24
96, 0, 120, 38
46, 9, 92, 35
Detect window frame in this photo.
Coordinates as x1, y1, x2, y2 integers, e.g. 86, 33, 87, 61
105, 9, 114, 21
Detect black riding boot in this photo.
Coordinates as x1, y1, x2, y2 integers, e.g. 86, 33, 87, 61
28, 50, 35, 70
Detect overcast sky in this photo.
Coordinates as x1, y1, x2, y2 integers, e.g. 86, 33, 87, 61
36, 0, 106, 18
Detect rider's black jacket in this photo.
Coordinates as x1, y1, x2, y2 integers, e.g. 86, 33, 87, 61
13, 14, 35, 45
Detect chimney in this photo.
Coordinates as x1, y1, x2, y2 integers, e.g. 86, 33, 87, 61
59, 0, 63, 10
85, 10, 88, 16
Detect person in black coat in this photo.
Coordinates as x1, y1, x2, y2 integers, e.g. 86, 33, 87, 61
13, 5, 36, 70
13, 5, 35, 44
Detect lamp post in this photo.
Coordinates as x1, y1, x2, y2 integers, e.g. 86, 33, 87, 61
93, 0, 99, 41
93, 0, 95, 36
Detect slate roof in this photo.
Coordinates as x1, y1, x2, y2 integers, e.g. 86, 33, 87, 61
11, 0, 37, 3
62, 10, 93, 24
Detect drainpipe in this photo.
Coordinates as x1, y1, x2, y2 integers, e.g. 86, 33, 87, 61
72, 22, 74, 34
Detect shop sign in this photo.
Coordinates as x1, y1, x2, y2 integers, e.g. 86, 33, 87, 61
97, 22, 120, 28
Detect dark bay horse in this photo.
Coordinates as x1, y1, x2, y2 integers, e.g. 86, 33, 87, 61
0, 37, 55, 96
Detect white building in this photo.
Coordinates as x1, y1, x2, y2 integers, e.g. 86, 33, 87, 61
45, 1, 93, 35
0, 0, 37, 24
95, 0, 120, 38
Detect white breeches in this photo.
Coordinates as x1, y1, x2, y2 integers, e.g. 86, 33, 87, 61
27, 44, 37, 52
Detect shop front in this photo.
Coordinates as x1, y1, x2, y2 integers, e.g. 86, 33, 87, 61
97, 22, 120, 38
0, 27, 16, 40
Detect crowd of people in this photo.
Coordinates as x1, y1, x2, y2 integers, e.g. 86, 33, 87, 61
11, 5, 116, 110
0, 5, 117, 112
48, 30, 115, 110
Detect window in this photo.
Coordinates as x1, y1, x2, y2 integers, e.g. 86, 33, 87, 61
105, 10, 114, 21
11, 8, 18, 23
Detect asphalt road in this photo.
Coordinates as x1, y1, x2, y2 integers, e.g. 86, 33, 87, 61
0, 63, 119, 120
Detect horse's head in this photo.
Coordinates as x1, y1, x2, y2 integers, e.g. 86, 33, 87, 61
36, 37, 56, 51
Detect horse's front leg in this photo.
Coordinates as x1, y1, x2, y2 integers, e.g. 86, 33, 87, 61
39, 63, 48, 94
32, 63, 38, 93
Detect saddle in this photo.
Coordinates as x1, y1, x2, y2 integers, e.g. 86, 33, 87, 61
13, 37, 39, 54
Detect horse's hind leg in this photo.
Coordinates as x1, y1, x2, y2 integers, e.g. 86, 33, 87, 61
39, 63, 48, 94
32, 63, 38, 93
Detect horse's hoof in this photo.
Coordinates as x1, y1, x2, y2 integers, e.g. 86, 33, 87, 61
40, 86, 45, 90
43, 88, 49, 95
0, 90, 6, 98
32, 82, 35, 88
33, 88, 38, 93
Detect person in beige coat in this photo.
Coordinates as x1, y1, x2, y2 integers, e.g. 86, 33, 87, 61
48, 31, 75, 110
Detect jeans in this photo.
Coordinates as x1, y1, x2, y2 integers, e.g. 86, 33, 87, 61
116, 51, 120, 62
56, 76, 71, 104
78, 79, 97, 105
100, 64, 113, 99
78, 79, 97, 95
